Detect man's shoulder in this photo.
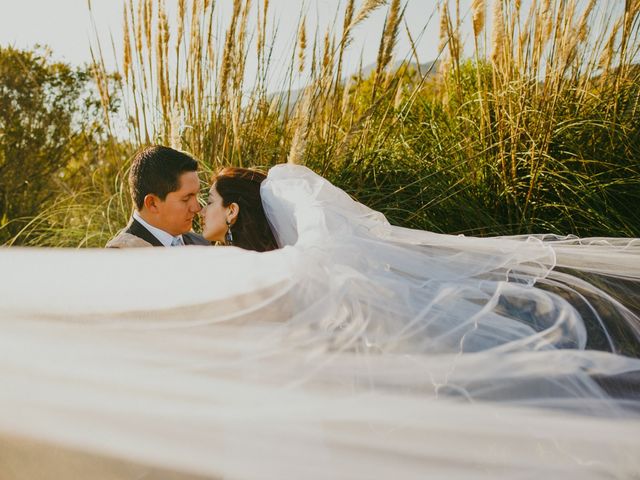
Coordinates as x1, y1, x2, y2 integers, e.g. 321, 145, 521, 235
183, 232, 211, 246
105, 217, 209, 247
106, 231, 153, 248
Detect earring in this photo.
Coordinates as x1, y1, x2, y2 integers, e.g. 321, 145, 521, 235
225, 220, 234, 245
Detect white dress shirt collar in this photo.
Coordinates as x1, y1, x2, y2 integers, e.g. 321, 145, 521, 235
133, 210, 183, 247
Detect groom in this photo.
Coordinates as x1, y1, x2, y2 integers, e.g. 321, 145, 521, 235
106, 145, 210, 248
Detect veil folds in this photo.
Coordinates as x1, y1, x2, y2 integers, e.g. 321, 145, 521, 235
262, 164, 640, 357
1, 164, 640, 478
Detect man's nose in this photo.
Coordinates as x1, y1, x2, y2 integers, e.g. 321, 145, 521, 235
191, 200, 202, 213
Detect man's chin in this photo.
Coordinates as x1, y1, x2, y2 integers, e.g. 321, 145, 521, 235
170, 225, 192, 236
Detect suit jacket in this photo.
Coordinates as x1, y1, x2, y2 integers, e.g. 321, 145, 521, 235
106, 218, 211, 248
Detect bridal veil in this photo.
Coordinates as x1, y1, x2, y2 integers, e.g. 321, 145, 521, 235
1, 164, 639, 479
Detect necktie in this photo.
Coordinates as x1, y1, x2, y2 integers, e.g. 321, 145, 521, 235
170, 236, 183, 247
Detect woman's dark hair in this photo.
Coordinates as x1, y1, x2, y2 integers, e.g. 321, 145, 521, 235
214, 167, 279, 252
129, 145, 199, 210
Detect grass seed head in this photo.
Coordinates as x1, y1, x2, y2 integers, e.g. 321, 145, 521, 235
298, 16, 307, 73
491, 0, 505, 65
472, 0, 486, 38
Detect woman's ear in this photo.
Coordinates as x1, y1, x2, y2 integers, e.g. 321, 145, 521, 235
143, 194, 160, 213
227, 202, 240, 224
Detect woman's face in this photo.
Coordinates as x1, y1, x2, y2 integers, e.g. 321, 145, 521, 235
201, 185, 229, 242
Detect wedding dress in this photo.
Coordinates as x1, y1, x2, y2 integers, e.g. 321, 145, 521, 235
1, 164, 639, 479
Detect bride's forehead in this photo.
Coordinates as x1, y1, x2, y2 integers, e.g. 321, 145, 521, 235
208, 185, 221, 198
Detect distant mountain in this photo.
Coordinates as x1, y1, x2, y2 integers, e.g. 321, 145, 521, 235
356, 59, 439, 79
268, 60, 439, 109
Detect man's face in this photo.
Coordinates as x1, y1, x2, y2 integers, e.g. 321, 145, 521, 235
154, 171, 202, 236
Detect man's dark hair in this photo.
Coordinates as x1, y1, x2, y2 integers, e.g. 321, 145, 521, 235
129, 146, 199, 210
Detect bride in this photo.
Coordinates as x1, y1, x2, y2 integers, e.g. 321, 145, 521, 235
1, 163, 639, 479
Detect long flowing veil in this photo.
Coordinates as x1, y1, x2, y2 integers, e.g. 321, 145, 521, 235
1, 164, 639, 479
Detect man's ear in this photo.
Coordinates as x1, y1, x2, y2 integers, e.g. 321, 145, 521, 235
227, 202, 240, 225
143, 194, 161, 213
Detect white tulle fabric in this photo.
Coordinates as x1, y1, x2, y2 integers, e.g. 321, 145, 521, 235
1, 164, 640, 479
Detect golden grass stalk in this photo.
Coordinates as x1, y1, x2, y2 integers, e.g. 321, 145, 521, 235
123, 1, 132, 80
220, 0, 243, 102
257, 0, 269, 59
234, 0, 252, 91
451, 0, 462, 69
144, 0, 152, 51
472, 0, 486, 38
288, 87, 312, 165
375, 16, 387, 75
322, 28, 333, 74
155, 15, 165, 121
393, 78, 403, 109
542, 0, 554, 46
310, 33, 318, 78
263, 0, 270, 50
403, 19, 423, 77
158, 0, 170, 118
491, 0, 505, 66
530, 0, 547, 73
577, 0, 596, 42
517, 0, 536, 71
335, 0, 355, 88
341, 76, 352, 115
599, 17, 622, 72
297, 16, 307, 73
135, 0, 144, 56
177, 0, 186, 45
87, 0, 115, 134
169, 102, 182, 150
88, 47, 112, 134
381, 0, 402, 70
134, 0, 147, 93
125, 0, 145, 143
187, 0, 201, 101
174, 0, 186, 98
350, 0, 388, 31
554, 0, 576, 66
438, 1, 449, 54
454, 0, 462, 65
437, 1, 453, 81
619, 0, 639, 68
